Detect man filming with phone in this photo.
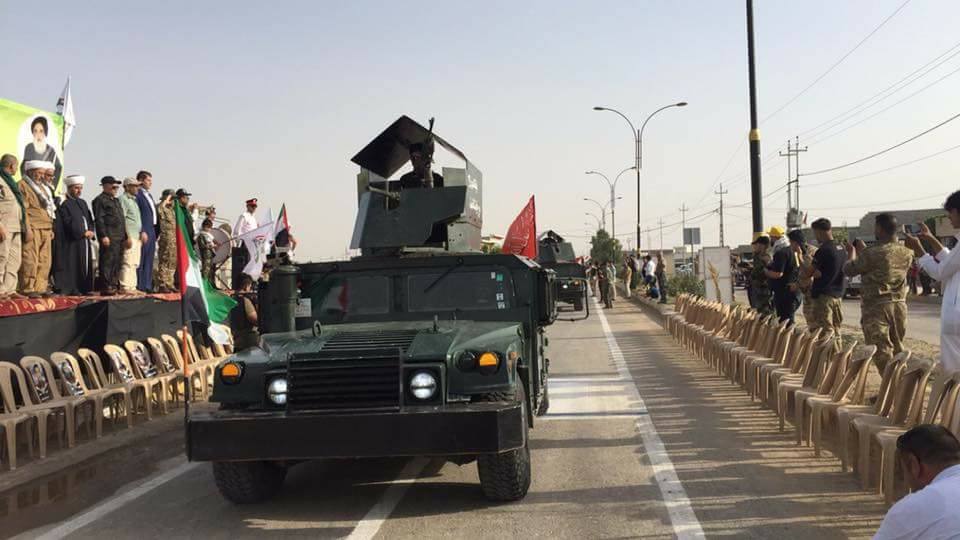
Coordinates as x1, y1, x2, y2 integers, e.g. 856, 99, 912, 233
904, 190, 960, 374
842, 213, 913, 374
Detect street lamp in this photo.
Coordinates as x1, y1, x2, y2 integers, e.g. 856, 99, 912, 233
593, 101, 687, 251
585, 212, 603, 231
583, 196, 622, 232
585, 169, 634, 240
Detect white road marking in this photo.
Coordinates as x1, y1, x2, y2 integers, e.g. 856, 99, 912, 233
345, 457, 428, 540
594, 300, 706, 539
34, 461, 200, 540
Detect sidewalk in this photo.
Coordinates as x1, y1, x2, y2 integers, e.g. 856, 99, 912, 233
0, 403, 207, 537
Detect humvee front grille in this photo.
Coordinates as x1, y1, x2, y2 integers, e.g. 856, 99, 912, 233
321, 330, 419, 352
287, 348, 402, 412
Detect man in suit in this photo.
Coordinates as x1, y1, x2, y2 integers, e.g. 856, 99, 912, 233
135, 170, 158, 292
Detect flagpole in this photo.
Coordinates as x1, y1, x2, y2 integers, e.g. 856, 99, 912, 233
178, 199, 192, 454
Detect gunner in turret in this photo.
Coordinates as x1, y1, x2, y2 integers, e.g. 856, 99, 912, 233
398, 140, 444, 190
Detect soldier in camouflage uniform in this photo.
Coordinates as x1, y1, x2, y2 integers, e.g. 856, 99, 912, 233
799, 243, 817, 325
842, 213, 914, 372
749, 235, 773, 315
155, 189, 177, 292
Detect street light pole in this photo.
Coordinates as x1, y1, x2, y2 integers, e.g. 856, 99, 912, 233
586, 168, 634, 243
594, 102, 687, 253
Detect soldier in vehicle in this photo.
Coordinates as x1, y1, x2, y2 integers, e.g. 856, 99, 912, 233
398, 140, 444, 189
750, 234, 773, 316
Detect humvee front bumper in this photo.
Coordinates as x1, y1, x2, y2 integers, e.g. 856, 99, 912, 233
187, 402, 524, 462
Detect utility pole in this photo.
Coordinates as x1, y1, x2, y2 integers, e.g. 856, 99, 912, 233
779, 136, 808, 229
679, 203, 689, 264
746, 0, 764, 236
715, 183, 728, 246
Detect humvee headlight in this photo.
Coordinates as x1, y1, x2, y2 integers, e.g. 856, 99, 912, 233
219, 362, 243, 385
409, 371, 437, 400
267, 378, 288, 405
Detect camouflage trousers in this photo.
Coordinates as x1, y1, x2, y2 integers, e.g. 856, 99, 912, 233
751, 289, 774, 317
807, 295, 843, 337
860, 300, 906, 373
801, 291, 814, 326
155, 236, 177, 291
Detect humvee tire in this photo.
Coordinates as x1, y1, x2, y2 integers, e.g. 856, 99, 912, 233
212, 461, 287, 504
477, 385, 531, 501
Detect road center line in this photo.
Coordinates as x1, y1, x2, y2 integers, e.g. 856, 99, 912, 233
345, 457, 429, 540
594, 300, 705, 539
34, 461, 200, 540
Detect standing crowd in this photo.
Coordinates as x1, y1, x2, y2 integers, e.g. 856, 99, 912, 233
0, 154, 227, 299
586, 252, 668, 309
746, 192, 960, 375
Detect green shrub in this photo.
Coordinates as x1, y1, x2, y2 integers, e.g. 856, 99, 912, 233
668, 273, 704, 297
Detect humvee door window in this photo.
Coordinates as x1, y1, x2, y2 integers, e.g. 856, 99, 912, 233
307, 275, 391, 320
408, 271, 510, 312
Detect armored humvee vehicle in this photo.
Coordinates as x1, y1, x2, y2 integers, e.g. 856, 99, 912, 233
537, 231, 588, 312
187, 116, 586, 504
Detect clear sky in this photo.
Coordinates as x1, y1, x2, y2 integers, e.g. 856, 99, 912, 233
4, 0, 959, 259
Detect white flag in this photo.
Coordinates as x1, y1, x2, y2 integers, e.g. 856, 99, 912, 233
57, 77, 77, 147
237, 223, 276, 281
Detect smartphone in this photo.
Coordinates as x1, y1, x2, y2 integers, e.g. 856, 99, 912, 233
903, 223, 922, 235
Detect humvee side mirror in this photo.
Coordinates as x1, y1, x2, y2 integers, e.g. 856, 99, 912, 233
536, 270, 557, 325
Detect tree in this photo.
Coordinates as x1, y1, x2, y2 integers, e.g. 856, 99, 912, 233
481, 243, 502, 254
589, 229, 622, 265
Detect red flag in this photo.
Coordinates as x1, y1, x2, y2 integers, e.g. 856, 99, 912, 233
502, 196, 537, 258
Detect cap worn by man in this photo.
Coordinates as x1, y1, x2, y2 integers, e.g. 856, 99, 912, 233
245, 198, 257, 206
767, 225, 785, 237
64, 175, 85, 187
100, 176, 121, 185
176, 188, 191, 198
122, 177, 141, 187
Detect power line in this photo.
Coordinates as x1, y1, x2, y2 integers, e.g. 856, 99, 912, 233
805, 141, 960, 188
801, 192, 944, 211
760, 0, 913, 124
807, 62, 960, 146
801, 111, 960, 176
798, 38, 960, 139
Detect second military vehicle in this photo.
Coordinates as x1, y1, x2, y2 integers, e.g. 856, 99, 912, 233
537, 231, 588, 312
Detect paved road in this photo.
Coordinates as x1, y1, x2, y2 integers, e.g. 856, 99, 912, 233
18, 300, 887, 539
734, 289, 942, 347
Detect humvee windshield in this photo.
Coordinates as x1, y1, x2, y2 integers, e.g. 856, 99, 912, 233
302, 268, 513, 324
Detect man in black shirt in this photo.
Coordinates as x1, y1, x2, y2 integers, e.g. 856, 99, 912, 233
766, 229, 803, 324
398, 141, 444, 189
805, 218, 847, 334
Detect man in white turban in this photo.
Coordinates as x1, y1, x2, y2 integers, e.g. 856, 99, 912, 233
53, 175, 95, 295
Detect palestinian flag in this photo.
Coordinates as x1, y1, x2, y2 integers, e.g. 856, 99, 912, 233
175, 201, 235, 327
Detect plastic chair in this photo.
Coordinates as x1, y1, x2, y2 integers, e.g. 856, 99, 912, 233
774, 331, 834, 431
848, 356, 935, 487
146, 337, 204, 403
20, 356, 96, 448
0, 363, 66, 459
50, 352, 132, 437
102, 345, 165, 421
124, 341, 179, 414
76, 348, 149, 425
0, 370, 34, 470
808, 345, 877, 456
792, 340, 854, 445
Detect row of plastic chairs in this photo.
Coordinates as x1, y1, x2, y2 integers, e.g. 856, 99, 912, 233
665, 294, 960, 505
0, 330, 232, 470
